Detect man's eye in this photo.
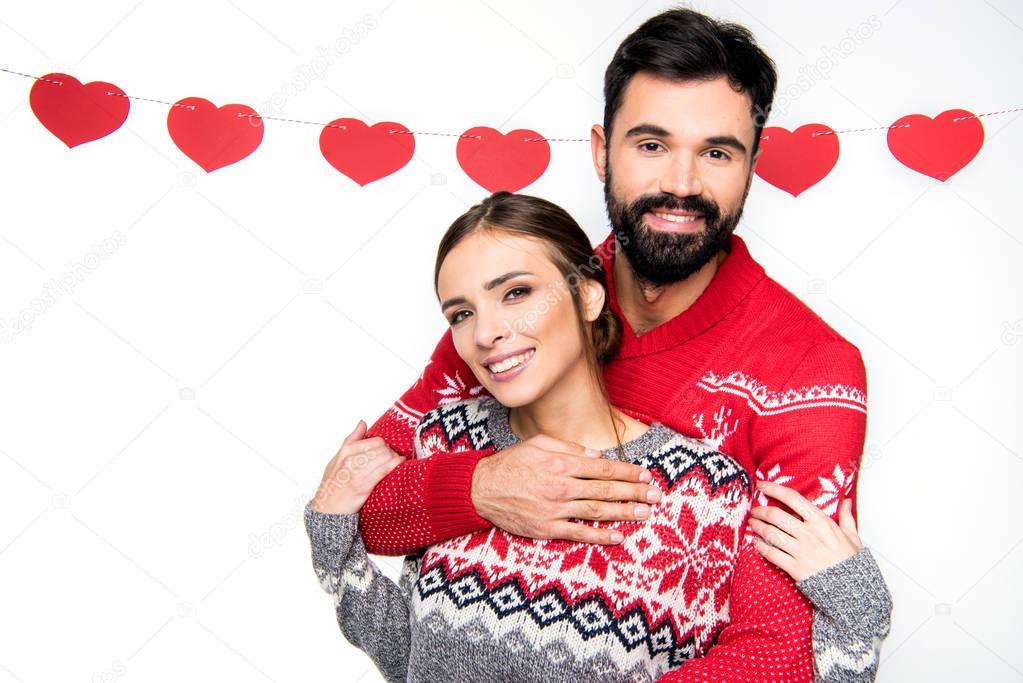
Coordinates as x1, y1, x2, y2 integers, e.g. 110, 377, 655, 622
707, 149, 731, 160
640, 142, 663, 153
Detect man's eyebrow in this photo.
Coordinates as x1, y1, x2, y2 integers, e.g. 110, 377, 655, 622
440, 270, 534, 310
624, 123, 672, 139
624, 124, 748, 157
705, 135, 748, 156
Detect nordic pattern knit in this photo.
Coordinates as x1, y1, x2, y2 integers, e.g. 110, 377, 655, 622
304, 517, 892, 683
309, 395, 751, 681
306, 398, 892, 682
356, 233, 877, 681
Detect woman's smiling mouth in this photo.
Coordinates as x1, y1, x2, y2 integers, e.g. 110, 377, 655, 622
483, 348, 536, 381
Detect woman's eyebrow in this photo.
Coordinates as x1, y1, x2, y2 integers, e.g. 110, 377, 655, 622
440, 270, 534, 311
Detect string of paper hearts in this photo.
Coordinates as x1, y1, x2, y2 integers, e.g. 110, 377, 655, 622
8, 68, 1019, 196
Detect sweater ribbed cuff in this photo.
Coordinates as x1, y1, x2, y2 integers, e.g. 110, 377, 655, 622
303, 501, 359, 575
797, 546, 892, 638
423, 450, 493, 540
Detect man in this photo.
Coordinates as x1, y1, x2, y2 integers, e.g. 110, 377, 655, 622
353, 8, 867, 681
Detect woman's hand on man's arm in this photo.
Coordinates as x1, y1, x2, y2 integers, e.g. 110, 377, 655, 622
747, 479, 862, 582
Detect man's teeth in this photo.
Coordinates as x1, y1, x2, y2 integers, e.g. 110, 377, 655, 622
654, 212, 700, 223
488, 349, 535, 373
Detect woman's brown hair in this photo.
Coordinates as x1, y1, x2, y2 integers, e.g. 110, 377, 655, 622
434, 191, 627, 458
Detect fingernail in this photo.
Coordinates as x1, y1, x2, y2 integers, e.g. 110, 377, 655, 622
585, 448, 601, 457
646, 487, 661, 503
609, 530, 624, 543
639, 469, 652, 483
634, 504, 650, 519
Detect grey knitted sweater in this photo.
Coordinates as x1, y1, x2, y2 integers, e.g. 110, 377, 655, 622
305, 398, 892, 681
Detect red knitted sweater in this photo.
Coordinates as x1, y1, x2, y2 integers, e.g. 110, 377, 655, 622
358, 232, 867, 682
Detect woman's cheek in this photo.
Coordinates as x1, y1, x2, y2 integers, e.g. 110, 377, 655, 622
451, 326, 476, 367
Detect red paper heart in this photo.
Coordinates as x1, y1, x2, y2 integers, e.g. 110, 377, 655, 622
755, 124, 839, 197
167, 97, 263, 172
887, 109, 984, 181
319, 119, 415, 186
29, 73, 130, 148
456, 127, 550, 193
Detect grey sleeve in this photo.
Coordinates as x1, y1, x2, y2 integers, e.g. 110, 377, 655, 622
303, 501, 412, 683
796, 547, 893, 683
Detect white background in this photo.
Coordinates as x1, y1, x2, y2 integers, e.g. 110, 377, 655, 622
1, 1, 1021, 681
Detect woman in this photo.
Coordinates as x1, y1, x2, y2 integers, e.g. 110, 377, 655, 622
305, 192, 891, 682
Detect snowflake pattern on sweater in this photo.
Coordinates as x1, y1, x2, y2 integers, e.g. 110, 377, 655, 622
407, 396, 752, 679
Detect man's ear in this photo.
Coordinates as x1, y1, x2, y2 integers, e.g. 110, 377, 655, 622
591, 124, 608, 183
749, 145, 762, 177
581, 278, 607, 323
745, 146, 762, 194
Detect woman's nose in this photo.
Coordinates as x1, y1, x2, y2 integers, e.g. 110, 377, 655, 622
475, 309, 515, 347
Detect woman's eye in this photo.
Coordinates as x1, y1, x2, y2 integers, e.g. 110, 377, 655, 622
449, 310, 470, 325
506, 286, 531, 300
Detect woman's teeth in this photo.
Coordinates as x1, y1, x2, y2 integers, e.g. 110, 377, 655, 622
488, 349, 535, 373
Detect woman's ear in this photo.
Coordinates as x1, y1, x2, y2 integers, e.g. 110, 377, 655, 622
581, 278, 606, 323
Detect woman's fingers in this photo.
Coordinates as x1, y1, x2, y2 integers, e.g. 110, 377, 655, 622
368, 451, 405, 479
336, 420, 368, 454
749, 504, 807, 540
752, 536, 796, 576
323, 420, 369, 477
751, 496, 865, 581
838, 498, 863, 548
748, 517, 798, 554
755, 480, 822, 523
756, 479, 846, 545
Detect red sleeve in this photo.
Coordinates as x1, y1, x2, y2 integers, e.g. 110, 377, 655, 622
358, 328, 495, 555
660, 340, 867, 681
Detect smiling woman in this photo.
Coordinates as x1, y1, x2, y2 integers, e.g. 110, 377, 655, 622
305, 190, 755, 681
432, 191, 632, 443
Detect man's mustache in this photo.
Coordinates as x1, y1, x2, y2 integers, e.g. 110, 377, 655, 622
627, 194, 720, 222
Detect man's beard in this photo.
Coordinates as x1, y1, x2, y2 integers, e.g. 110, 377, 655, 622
604, 164, 747, 286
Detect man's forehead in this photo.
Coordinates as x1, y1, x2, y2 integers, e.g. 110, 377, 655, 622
614, 72, 755, 141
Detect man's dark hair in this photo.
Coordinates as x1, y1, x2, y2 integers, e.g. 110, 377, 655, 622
603, 6, 778, 160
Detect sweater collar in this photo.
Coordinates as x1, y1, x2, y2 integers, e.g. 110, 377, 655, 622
595, 232, 766, 357
481, 396, 677, 462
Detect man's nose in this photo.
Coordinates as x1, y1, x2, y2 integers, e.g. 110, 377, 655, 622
660, 154, 703, 197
